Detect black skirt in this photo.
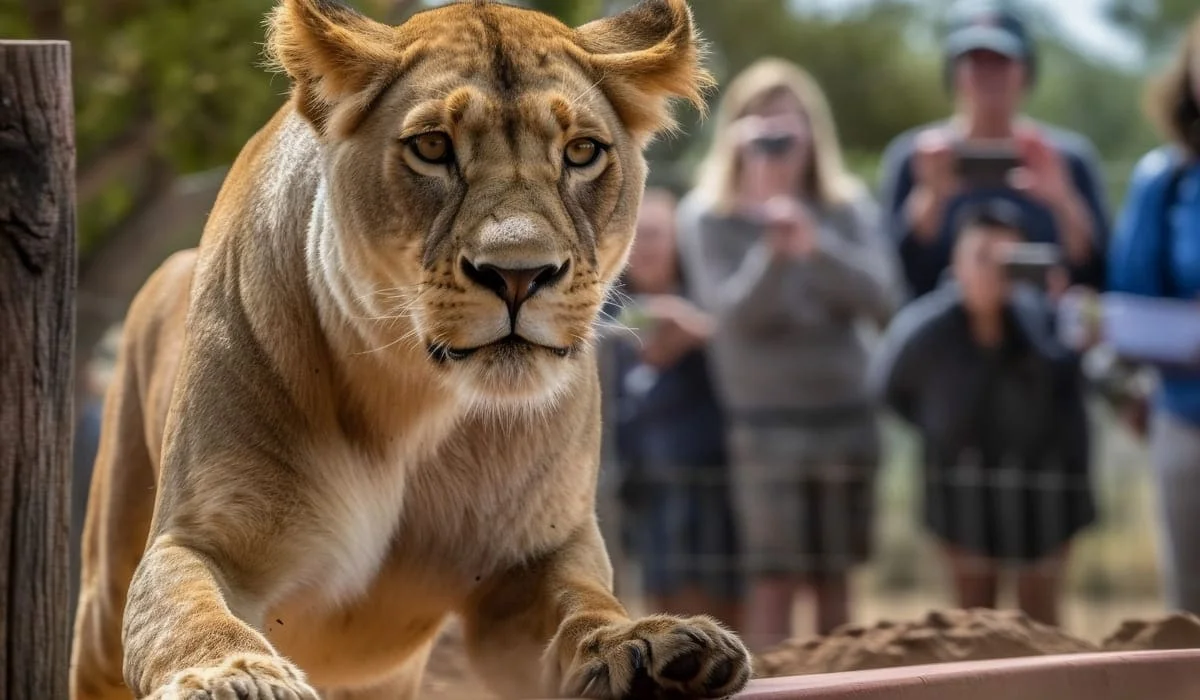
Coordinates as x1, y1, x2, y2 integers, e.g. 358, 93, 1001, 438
920, 343, 1097, 563
922, 449, 1096, 563
884, 296, 1099, 563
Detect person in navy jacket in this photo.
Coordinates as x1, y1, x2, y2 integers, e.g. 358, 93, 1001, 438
1107, 14, 1200, 615
877, 0, 1111, 300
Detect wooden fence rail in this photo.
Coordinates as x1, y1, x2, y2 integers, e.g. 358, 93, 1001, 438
0, 39, 76, 699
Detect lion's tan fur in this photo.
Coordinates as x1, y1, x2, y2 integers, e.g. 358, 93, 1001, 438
70, 2, 746, 699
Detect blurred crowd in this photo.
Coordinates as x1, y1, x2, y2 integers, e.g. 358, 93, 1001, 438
599, 0, 1200, 653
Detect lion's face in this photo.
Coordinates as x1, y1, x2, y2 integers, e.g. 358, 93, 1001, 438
270, 0, 710, 406
331, 22, 647, 405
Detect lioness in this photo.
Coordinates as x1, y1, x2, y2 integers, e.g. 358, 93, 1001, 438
70, 0, 751, 698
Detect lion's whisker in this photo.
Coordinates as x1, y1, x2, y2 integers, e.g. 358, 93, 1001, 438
567, 74, 605, 110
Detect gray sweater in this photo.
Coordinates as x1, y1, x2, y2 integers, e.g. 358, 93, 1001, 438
677, 187, 905, 416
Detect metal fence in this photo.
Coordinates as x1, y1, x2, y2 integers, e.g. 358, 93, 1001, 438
595, 330, 1168, 651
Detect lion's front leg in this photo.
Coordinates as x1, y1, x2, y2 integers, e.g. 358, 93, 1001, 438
121, 448, 326, 698
123, 541, 320, 699
461, 521, 752, 700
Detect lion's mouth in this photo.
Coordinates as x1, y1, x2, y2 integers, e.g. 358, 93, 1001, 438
427, 334, 571, 363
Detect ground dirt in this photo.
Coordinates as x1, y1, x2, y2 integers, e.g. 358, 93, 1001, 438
418, 608, 1200, 698
754, 608, 1097, 677
1100, 611, 1200, 652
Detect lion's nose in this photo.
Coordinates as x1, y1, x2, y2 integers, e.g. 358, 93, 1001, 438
461, 258, 570, 318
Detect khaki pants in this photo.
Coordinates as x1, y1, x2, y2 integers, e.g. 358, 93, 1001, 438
1150, 409, 1200, 613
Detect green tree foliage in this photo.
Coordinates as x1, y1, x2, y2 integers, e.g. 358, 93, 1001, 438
0, 0, 1171, 249
1105, 0, 1198, 59
0, 0, 400, 255
696, 0, 951, 154
520, 0, 604, 26
68, 1, 275, 173
0, 3, 29, 35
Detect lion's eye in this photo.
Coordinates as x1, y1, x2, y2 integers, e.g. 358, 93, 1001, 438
564, 138, 604, 168
409, 132, 454, 165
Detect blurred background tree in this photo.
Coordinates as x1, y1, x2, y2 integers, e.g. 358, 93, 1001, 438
523, 0, 605, 27
1105, 0, 1196, 60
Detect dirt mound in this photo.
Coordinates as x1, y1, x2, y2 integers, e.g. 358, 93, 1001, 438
755, 608, 1098, 677
1101, 612, 1200, 652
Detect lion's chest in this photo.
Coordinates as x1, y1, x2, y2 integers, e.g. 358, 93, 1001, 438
389, 444, 593, 583
301, 437, 591, 608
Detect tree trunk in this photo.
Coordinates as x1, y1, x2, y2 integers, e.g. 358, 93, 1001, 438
0, 39, 76, 700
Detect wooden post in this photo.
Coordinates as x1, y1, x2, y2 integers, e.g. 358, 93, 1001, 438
0, 40, 76, 699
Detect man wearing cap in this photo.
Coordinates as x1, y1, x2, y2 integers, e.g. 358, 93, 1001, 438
877, 0, 1111, 300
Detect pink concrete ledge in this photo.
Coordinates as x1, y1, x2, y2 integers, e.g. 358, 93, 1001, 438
736, 650, 1200, 700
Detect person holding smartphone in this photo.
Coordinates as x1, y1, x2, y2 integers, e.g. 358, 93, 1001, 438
877, 0, 1111, 300
870, 200, 1096, 626
678, 58, 904, 649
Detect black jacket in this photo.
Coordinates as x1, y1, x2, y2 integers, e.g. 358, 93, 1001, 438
870, 281, 1090, 476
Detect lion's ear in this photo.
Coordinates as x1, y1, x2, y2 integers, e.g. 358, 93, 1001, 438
573, 0, 715, 140
266, 0, 402, 135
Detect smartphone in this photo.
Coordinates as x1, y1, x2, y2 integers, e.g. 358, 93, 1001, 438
954, 139, 1022, 188
999, 242, 1060, 289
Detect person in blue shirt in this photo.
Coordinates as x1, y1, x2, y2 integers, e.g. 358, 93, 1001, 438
1107, 15, 1200, 615
877, 0, 1111, 299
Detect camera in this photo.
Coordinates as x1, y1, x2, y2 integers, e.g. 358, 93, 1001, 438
953, 139, 1022, 188
998, 242, 1059, 291
747, 132, 799, 157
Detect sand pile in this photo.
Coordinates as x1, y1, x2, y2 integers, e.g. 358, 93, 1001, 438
754, 608, 1098, 677
1101, 612, 1200, 652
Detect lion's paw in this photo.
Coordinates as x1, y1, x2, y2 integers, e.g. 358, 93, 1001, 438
147, 653, 319, 700
555, 614, 752, 699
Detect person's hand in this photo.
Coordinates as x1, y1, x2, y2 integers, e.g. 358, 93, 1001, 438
905, 129, 961, 243
1011, 127, 1094, 264
1055, 285, 1104, 353
638, 295, 713, 368
912, 128, 961, 199
1118, 395, 1152, 441
759, 195, 817, 259
1010, 127, 1073, 205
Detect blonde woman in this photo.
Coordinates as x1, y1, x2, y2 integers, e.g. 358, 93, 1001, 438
677, 57, 904, 649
